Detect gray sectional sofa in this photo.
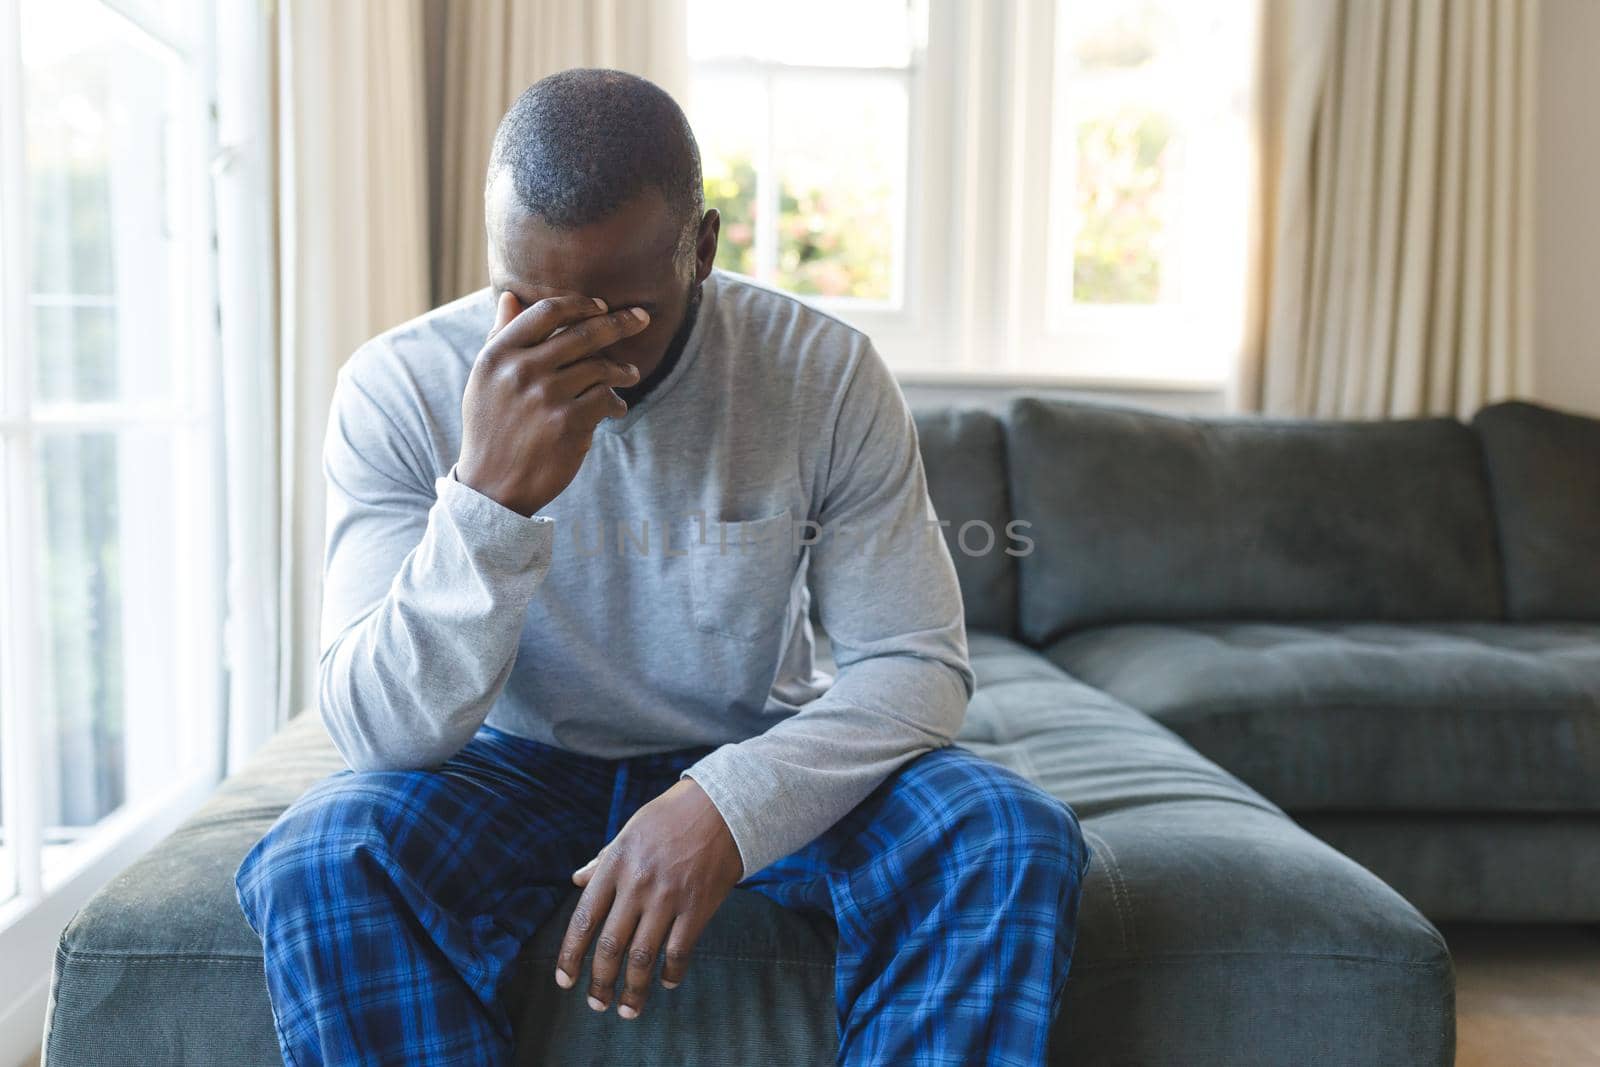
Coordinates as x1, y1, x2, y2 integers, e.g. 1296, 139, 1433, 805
43, 396, 1600, 1065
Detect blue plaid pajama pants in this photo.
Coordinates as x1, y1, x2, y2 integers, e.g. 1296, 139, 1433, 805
235, 723, 1091, 1066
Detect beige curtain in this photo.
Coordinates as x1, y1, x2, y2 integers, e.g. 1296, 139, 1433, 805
1239, 0, 1539, 418
430, 0, 689, 304
276, 0, 433, 729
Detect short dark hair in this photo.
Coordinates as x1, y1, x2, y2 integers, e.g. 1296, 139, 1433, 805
487, 68, 704, 256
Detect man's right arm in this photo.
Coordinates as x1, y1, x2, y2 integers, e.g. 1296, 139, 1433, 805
316, 360, 555, 772
316, 293, 648, 772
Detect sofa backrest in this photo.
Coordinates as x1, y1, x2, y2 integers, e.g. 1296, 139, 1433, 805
1472, 400, 1600, 620
912, 407, 1018, 636
1003, 397, 1505, 645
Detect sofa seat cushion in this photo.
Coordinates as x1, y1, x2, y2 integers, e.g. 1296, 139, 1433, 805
43, 710, 844, 1067
45, 634, 1455, 1066
1047, 621, 1600, 812
960, 634, 1453, 1065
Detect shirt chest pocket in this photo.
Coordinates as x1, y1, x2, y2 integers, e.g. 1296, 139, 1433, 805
688, 508, 797, 642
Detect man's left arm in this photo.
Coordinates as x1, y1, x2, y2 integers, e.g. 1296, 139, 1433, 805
677, 340, 977, 881
555, 340, 974, 1018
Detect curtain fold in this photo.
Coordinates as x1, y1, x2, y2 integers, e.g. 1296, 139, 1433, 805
1239, 0, 1539, 418
275, 0, 432, 736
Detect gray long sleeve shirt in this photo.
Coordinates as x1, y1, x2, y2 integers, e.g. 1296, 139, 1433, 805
317, 267, 974, 879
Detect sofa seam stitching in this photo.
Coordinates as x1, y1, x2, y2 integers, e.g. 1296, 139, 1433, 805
58, 950, 836, 968
1072, 950, 1452, 969
1082, 829, 1135, 954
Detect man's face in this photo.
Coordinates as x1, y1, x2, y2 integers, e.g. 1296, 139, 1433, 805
486, 169, 716, 383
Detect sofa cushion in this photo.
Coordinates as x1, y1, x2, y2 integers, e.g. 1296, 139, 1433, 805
1473, 400, 1600, 620
45, 638, 1455, 1066
1295, 812, 1600, 922
43, 710, 345, 1067
913, 406, 1017, 635
1004, 397, 1504, 645
958, 635, 1453, 1066
1047, 621, 1600, 812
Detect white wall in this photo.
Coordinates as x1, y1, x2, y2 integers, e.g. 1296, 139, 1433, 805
1535, 0, 1600, 417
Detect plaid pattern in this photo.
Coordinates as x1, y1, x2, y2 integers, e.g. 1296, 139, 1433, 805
235, 726, 1090, 1066
740, 744, 1091, 1065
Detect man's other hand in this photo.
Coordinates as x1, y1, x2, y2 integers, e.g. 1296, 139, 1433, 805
456, 290, 650, 518
554, 777, 744, 1020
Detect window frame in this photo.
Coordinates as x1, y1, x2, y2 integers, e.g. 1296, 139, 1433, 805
0, 0, 227, 1053
685, 0, 1255, 390
1026, 0, 1258, 387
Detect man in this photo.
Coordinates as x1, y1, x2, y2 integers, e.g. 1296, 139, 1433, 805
236, 68, 1090, 1066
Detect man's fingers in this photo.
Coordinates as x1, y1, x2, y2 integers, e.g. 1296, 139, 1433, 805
486, 290, 523, 342
532, 306, 652, 371
555, 863, 618, 994
490, 293, 611, 353
550, 354, 640, 401
487, 304, 650, 389
657, 905, 709, 991
616, 907, 675, 1019
569, 382, 629, 430
572, 841, 612, 886
585, 892, 644, 1013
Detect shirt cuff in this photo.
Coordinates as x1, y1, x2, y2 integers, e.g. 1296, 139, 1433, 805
678, 738, 810, 881
680, 766, 756, 881
436, 464, 557, 575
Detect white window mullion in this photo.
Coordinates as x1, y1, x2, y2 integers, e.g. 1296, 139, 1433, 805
213, 0, 281, 772
184, 0, 227, 784
755, 66, 779, 284
20, 407, 206, 425
948, 0, 1014, 374
0, 0, 46, 907
0, 439, 46, 905
999, 0, 1058, 375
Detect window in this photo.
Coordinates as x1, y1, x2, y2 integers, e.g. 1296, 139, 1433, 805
687, 0, 922, 311
1037, 0, 1256, 383
0, 0, 223, 1018
686, 0, 1256, 386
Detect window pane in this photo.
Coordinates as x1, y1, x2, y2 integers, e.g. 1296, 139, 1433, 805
1051, 0, 1182, 308
36, 428, 186, 881
691, 69, 910, 302
23, 0, 191, 406
771, 75, 905, 301
1046, 0, 1254, 358
1071, 107, 1176, 305
689, 0, 919, 68
31, 302, 120, 404
691, 70, 763, 280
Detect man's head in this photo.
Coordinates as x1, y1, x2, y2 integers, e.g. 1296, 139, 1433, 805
485, 68, 718, 392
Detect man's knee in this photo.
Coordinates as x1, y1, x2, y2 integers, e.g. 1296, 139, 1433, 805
234, 769, 421, 926
939, 753, 1089, 880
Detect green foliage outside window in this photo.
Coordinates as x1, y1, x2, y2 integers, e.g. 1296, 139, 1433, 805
703, 152, 892, 300
1072, 108, 1173, 305
703, 154, 758, 278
